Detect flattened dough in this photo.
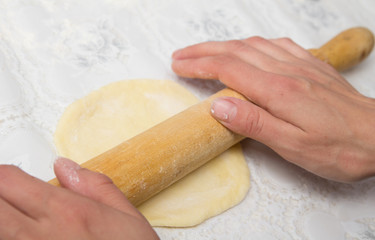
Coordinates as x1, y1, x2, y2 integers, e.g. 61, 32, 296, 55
54, 79, 250, 227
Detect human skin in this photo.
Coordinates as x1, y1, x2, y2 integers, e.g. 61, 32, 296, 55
1, 36, 375, 240
172, 37, 375, 182
0, 157, 159, 240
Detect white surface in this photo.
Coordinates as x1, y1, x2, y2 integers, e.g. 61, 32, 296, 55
0, 0, 374, 239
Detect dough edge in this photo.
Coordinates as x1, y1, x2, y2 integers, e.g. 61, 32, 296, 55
54, 79, 250, 227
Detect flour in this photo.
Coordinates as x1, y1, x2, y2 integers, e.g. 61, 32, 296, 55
55, 157, 81, 186
54, 79, 250, 227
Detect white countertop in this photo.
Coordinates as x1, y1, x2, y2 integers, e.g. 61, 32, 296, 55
0, 0, 374, 239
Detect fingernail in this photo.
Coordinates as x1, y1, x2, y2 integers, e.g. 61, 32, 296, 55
211, 98, 237, 123
55, 157, 81, 185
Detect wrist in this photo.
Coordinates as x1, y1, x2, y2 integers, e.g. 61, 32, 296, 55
330, 95, 375, 182
351, 97, 375, 181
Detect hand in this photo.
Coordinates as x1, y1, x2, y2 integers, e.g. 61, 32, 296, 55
0, 158, 159, 240
172, 37, 375, 182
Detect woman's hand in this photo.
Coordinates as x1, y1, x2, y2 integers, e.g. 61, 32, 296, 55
0, 158, 159, 240
172, 37, 375, 182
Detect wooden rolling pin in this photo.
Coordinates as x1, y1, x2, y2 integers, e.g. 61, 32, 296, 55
49, 27, 374, 206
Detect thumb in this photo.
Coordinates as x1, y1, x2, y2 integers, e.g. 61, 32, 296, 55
210, 97, 295, 146
53, 157, 142, 218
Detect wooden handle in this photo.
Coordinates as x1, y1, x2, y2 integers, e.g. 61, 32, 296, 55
49, 27, 374, 206
309, 27, 374, 71
49, 89, 247, 206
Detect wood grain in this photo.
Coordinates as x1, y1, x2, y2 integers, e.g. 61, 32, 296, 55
49, 27, 374, 206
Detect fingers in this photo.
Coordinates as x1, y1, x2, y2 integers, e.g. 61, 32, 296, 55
172, 38, 313, 108
269, 38, 357, 91
173, 50, 323, 119
172, 36, 359, 107
173, 37, 300, 63
54, 158, 144, 219
174, 52, 283, 103
210, 97, 304, 150
172, 38, 298, 78
0, 197, 35, 239
172, 36, 342, 81
268, 38, 315, 61
0, 165, 55, 219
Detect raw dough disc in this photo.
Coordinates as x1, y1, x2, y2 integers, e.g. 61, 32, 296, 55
54, 79, 250, 227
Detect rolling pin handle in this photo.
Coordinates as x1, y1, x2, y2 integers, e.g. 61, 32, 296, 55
49, 27, 375, 205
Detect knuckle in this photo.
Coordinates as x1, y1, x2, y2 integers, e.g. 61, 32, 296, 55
245, 36, 267, 46
243, 107, 264, 137
292, 77, 312, 92
226, 39, 248, 52
274, 37, 301, 51
277, 37, 295, 45
273, 74, 312, 94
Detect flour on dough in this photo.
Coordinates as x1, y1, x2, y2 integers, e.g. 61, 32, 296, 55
54, 79, 250, 227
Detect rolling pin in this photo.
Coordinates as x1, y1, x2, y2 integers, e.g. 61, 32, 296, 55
49, 27, 374, 206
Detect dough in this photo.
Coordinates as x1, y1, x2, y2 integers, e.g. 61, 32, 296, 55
54, 79, 250, 227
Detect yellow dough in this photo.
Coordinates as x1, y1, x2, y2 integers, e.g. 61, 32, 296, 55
54, 79, 250, 227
